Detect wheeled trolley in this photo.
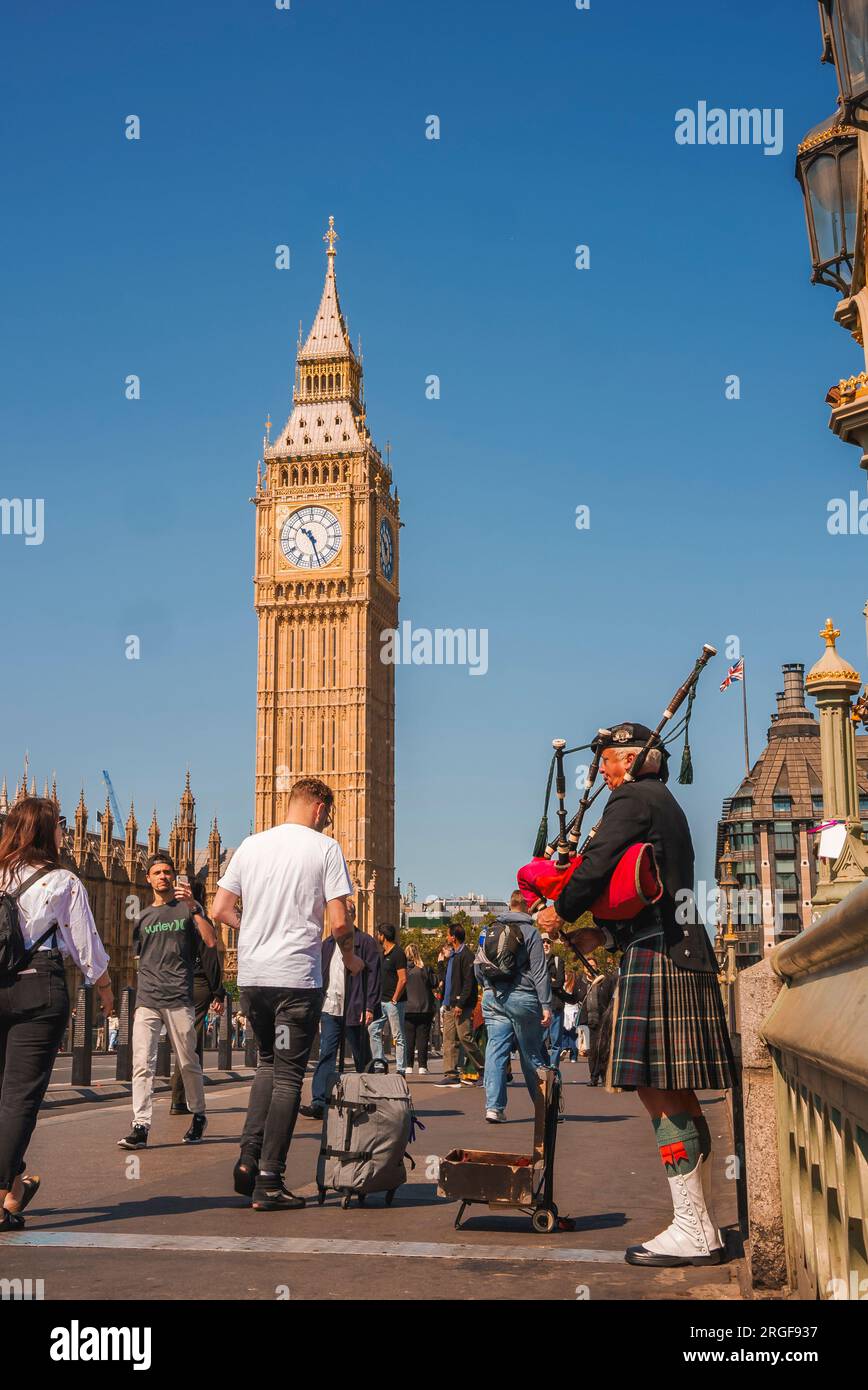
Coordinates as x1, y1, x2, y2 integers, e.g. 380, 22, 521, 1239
437, 1068, 571, 1234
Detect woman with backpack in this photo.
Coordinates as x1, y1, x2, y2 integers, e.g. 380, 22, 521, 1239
403, 943, 436, 1074
0, 797, 112, 1231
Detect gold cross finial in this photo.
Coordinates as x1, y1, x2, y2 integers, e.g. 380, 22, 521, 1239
821, 617, 841, 647
324, 215, 338, 257
264, 413, 271, 438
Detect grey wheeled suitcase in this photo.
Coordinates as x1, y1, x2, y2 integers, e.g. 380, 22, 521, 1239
315, 1070, 419, 1208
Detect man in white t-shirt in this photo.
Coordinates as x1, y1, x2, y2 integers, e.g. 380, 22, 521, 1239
211, 776, 363, 1212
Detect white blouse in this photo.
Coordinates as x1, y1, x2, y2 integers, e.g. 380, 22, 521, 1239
0, 865, 109, 985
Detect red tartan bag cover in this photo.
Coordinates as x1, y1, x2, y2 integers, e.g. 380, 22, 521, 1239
516, 842, 663, 921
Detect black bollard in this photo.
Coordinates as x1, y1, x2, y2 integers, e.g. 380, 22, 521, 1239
115, 987, 136, 1082
155, 1029, 172, 1079
70, 985, 94, 1087
217, 997, 234, 1070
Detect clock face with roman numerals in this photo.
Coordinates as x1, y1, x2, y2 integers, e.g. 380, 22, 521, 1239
280, 506, 342, 568
379, 518, 394, 581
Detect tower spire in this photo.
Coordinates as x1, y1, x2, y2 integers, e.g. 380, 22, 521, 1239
323, 214, 339, 257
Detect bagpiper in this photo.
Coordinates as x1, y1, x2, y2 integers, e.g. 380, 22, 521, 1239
537, 722, 734, 1267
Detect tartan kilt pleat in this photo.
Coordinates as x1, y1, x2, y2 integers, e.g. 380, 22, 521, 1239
606, 939, 734, 1092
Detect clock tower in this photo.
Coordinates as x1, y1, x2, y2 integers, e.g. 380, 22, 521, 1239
253, 218, 400, 933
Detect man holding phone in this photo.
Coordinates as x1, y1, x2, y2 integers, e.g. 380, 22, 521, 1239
169, 871, 225, 1116
117, 854, 216, 1150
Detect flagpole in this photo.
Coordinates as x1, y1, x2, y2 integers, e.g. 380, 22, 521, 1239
741, 659, 751, 777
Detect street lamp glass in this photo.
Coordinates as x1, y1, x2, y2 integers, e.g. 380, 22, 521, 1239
838, 0, 868, 90
822, 0, 868, 115
806, 147, 858, 262
795, 117, 859, 292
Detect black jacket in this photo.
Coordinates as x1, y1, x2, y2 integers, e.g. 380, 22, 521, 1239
580, 971, 618, 1029
443, 945, 478, 1010
321, 930, 382, 1027
194, 940, 224, 1001
547, 953, 568, 1012
554, 774, 717, 973
404, 963, 436, 1015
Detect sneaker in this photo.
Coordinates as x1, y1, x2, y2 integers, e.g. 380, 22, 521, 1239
299, 1103, 325, 1121
183, 1113, 208, 1144
460, 1076, 480, 1087
418, 1067, 429, 1074
252, 1177, 306, 1211
435, 1076, 462, 1088
117, 1125, 149, 1150
485, 1109, 503, 1123
233, 1155, 259, 1197
169, 1102, 190, 1115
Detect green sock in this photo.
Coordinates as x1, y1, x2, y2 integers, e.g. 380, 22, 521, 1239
695, 1113, 712, 1162
651, 1112, 702, 1175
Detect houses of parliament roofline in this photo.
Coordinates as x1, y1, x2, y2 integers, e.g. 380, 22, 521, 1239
0, 764, 232, 998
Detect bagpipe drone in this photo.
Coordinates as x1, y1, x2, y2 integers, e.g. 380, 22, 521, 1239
517, 644, 718, 923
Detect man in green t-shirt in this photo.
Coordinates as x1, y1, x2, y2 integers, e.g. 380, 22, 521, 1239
117, 853, 217, 1150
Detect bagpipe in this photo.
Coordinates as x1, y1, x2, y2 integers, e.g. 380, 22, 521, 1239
517, 644, 717, 923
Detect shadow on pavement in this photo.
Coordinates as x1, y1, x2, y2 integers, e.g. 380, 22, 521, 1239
559, 1113, 631, 1124
443, 1209, 628, 1235
23, 1194, 246, 1228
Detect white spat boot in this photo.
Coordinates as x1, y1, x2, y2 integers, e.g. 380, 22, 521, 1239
700, 1152, 724, 1251
625, 1158, 725, 1267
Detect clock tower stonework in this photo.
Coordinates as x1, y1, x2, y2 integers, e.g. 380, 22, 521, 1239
253, 218, 400, 933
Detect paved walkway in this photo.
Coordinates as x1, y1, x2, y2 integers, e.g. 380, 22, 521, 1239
2, 1057, 742, 1301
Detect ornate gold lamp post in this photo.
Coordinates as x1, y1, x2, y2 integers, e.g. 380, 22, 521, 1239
717, 837, 740, 1031
796, 10, 868, 450
806, 618, 868, 914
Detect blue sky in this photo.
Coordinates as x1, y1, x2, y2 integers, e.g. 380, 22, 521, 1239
1, 0, 866, 901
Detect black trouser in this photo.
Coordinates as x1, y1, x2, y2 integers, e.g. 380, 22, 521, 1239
171, 974, 211, 1108
239, 986, 322, 1175
404, 1011, 433, 1068
0, 951, 69, 1189
588, 1025, 605, 1083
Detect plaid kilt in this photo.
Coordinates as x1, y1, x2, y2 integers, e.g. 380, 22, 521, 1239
606, 937, 734, 1092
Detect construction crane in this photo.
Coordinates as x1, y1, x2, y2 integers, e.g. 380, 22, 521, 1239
101, 770, 125, 830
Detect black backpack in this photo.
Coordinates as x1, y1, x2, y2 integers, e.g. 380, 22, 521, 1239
474, 918, 525, 983
0, 866, 58, 980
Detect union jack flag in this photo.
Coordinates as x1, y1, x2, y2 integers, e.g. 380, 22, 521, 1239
720, 657, 744, 692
